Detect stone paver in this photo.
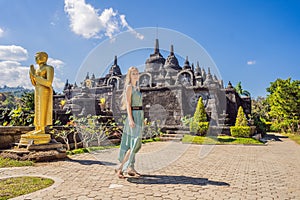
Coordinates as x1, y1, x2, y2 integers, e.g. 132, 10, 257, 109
1, 133, 300, 199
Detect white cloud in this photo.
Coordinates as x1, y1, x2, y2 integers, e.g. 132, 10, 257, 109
50, 10, 61, 26
0, 61, 33, 89
120, 15, 144, 40
99, 8, 120, 39
247, 60, 256, 65
53, 77, 66, 91
64, 0, 143, 40
48, 57, 65, 71
64, 0, 103, 38
0, 44, 65, 91
0, 60, 65, 92
0, 28, 4, 37
0, 45, 28, 61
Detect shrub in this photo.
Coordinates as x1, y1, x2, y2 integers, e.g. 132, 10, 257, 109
253, 116, 266, 135
230, 126, 251, 137
0, 92, 34, 126
190, 97, 209, 135
270, 119, 299, 133
198, 122, 209, 136
180, 115, 192, 127
235, 106, 248, 126
230, 106, 251, 137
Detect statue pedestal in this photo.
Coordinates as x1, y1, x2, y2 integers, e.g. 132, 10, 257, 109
0, 140, 67, 162
19, 133, 51, 145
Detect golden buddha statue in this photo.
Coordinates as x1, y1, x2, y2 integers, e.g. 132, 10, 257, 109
20, 52, 54, 145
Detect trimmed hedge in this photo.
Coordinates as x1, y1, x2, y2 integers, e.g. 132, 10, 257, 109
230, 126, 251, 138
189, 97, 209, 136
190, 122, 209, 136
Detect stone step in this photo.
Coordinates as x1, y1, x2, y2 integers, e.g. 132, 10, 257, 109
0, 148, 30, 155
159, 137, 182, 142
11, 143, 29, 148
159, 132, 184, 142
11, 141, 64, 151
160, 126, 189, 132
166, 130, 190, 135
161, 133, 184, 138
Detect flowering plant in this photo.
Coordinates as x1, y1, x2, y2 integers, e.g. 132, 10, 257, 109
60, 99, 66, 106
99, 98, 106, 104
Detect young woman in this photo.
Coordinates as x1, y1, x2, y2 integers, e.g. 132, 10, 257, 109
117, 66, 143, 178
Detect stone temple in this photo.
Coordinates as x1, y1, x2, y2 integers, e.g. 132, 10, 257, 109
55, 39, 251, 133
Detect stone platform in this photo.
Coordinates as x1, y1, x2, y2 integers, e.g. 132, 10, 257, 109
0, 141, 67, 162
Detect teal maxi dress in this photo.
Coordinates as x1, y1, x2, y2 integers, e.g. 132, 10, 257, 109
118, 86, 144, 172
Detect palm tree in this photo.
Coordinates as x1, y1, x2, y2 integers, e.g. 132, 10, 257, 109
235, 82, 251, 97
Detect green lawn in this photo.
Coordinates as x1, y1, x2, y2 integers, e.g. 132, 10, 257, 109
182, 134, 264, 145
0, 176, 54, 200
67, 145, 119, 155
283, 133, 300, 145
142, 137, 161, 144
0, 157, 34, 168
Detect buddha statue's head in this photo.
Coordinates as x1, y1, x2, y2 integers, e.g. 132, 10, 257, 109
35, 52, 48, 65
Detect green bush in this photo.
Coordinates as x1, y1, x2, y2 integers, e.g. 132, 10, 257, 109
270, 119, 299, 133
0, 92, 34, 126
253, 116, 266, 134
181, 115, 192, 127
190, 122, 209, 136
235, 106, 248, 126
230, 106, 251, 137
189, 97, 209, 136
230, 126, 251, 137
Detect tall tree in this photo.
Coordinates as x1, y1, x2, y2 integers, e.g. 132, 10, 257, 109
251, 96, 270, 134
252, 96, 270, 121
266, 78, 300, 132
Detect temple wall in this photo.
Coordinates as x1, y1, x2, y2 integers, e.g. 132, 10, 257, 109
0, 126, 34, 149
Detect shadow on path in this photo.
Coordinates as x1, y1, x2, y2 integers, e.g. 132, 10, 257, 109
67, 158, 116, 166
127, 174, 230, 186
262, 133, 288, 142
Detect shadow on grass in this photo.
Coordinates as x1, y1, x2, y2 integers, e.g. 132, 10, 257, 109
217, 137, 236, 143
127, 174, 230, 186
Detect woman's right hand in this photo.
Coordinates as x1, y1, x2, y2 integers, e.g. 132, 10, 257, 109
129, 119, 135, 128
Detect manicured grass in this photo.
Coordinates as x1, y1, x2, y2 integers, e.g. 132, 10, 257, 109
284, 133, 300, 145
182, 135, 264, 145
142, 137, 161, 144
182, 135, 218, 144
0, 157, 34, 168
0, 176, 54, 200
67, 145, 119, 155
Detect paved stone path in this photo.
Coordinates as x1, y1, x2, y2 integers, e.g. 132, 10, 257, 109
1, 133, 300, 199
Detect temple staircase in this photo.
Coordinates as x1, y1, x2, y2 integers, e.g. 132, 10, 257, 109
159, 126, 189, 142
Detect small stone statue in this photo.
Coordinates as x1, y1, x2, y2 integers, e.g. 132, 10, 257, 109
20, 52, 54, 145
141, 75, 149, 87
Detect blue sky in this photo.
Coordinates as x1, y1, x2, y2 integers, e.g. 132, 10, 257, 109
0, 0, 299, 98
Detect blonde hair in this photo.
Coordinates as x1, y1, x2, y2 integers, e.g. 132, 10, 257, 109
120, 66, 139, 110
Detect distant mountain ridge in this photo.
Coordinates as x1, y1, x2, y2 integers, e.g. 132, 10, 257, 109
0, 85, 33, 97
